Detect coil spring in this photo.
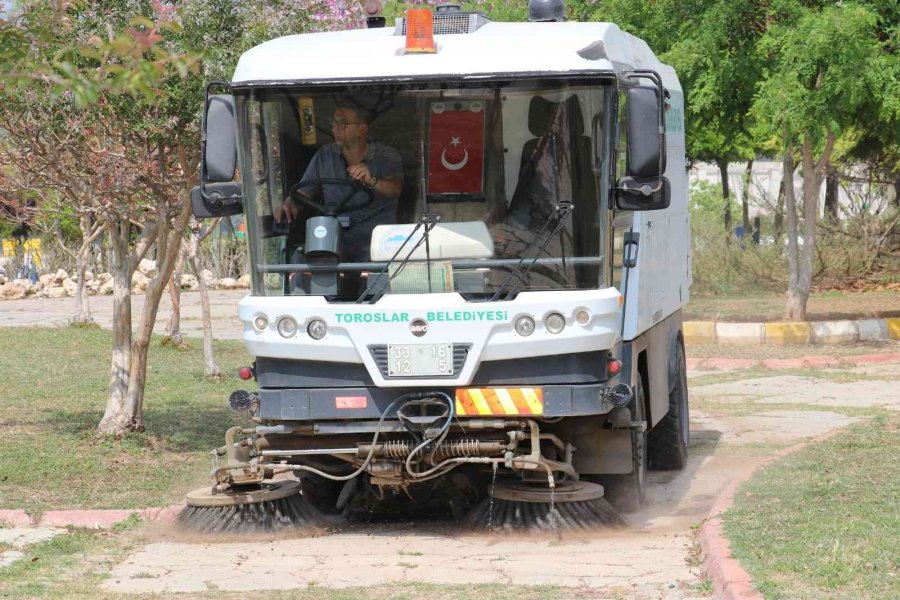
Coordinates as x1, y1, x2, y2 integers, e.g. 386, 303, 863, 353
378, 439, 495, 459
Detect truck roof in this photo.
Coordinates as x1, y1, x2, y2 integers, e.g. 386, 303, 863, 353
231, 20, 675, 87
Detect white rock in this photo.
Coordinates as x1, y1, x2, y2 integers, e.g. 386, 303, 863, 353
12, 279, 33, 294
53, 268, 68, 283
87, 279, 101, 293
99, 279, 114, 295
180, 273, 199, 291
237, 274, 251, 288
138, 258, 157, 277
0, 282, 26, 300
219, 277, 238, 290
62, 279, 78, 296
0, 275, 6, 285
132, 272, 150, 293
39, 273, 55, 286
98, 272, 112, 283
200, 269, 215, 286
46, 286, 67, 299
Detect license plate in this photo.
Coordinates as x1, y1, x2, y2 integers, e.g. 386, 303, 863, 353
387, 343, 453, 377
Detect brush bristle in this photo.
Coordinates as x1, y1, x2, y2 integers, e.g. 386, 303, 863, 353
466, 497, 629, 532
178, 493, 323, 534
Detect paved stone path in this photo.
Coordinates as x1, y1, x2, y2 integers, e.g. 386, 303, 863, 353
0, 290, 247, 339
97, 362, 899, 597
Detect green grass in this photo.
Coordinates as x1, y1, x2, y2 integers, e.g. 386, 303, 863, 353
0, 326, 252, 514
724, 415, 900, 600
685, 289, 900, 322
686, 340, 900, 361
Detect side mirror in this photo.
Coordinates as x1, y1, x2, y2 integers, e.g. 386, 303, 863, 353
616, 81, 669, 211
194, 83, 243, 218
204, 94, 237, 182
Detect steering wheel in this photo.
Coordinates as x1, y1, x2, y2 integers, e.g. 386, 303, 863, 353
288, 177, 374, 217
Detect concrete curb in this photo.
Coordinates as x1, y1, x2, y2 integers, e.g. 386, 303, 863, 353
700, 428, 845, 600
686, 352, 900, 371
685, 317, 900, 345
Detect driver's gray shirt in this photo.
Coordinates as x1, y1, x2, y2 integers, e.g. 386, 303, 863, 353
298, 142, 403, 260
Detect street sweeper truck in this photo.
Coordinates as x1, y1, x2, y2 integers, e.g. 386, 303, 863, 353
183, 2, 691, 532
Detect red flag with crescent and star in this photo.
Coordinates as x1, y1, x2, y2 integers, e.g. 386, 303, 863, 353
427, 101, 485, 195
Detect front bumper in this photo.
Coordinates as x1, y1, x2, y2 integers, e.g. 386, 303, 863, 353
258, 383, 616, 422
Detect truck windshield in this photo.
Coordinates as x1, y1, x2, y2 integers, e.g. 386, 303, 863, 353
235, 78, 613, 300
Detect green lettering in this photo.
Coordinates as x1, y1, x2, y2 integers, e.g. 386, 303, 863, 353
427, 312, 435, 321
353, 313, 363, 323
454, 311, 462, 321
400, 312, 409, 321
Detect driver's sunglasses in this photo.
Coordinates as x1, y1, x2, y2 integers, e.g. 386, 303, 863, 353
330, 118, 364, 129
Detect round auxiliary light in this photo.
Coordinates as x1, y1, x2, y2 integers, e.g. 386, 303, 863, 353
307, 318, 328, 340
253, 314, 269, 332
544, 312, 566, 334
277, 316, 298, 338
575, 309, 591, 326
515, 316, 535, 337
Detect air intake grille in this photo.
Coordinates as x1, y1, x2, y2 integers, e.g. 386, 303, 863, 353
394, 12, 490, 36
369, 344, 471, 379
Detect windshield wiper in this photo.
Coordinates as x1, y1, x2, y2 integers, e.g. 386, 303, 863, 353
489, 199, 574, 302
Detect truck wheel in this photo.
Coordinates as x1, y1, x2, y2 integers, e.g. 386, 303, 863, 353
296, 471, 343, 513
602, 375, 648, 513
648, 338, 689, 470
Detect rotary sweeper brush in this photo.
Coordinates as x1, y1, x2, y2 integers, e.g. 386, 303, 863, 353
182, 0, 692, 534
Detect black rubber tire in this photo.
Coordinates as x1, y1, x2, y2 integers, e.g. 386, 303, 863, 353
648, 338, 690, 470
601, 375, 648, 513
296, 472, 343, 514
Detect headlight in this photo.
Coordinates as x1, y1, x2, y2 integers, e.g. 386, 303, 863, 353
544, 312, 566, 334
253, 314, 269, 331
575, 309, 591, 325
277, 316, 298, 338
307, 318, 328, 340
515, 316, 535, 337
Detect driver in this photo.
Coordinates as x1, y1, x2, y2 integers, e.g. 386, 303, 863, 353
275, 103, 403, 262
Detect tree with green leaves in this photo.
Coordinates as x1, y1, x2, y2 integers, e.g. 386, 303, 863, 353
753, 1, 899, 320
1, 0, 364, 436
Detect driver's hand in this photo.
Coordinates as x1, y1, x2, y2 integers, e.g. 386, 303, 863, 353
274, 199, 298, 223
347, 163, 375, 187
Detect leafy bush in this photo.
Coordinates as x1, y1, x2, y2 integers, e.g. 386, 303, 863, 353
689, 181, 786, 294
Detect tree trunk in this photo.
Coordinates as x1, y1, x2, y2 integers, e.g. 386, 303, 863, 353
718, 159, 732, 234
73, 243, 92, 324
785, 131, 835, 321
774, 178, 785, 244
123, 195, 193, 427
742, 159, 753, 234
824, 170, 839, 221
98, 222, 135, 435
164, 244, 185, 345
894, 173, 900, 208
189, 223, 220, 377
783, 134, 804, 320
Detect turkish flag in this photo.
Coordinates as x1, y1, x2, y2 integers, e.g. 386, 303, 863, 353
427, 101, 485, 196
